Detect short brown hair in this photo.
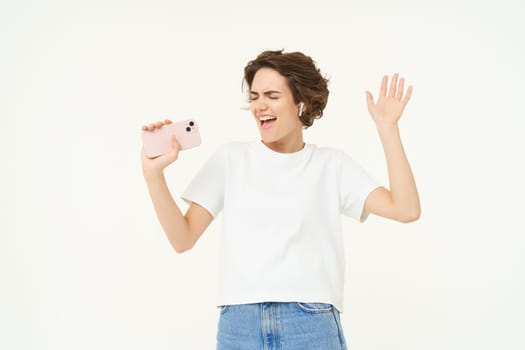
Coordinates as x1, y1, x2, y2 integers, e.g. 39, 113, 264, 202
243, 50, 329, 128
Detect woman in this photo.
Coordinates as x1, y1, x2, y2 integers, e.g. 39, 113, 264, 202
141, 50, 420, 350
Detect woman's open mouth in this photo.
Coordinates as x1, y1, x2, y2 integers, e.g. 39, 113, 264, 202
260, 115, 277, 129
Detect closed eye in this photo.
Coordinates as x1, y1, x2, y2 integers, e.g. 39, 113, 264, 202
248, 95, 279, 102
249, 90, 281, 101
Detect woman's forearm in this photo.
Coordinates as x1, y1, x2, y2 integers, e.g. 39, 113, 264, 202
144, 172, 192, 253
377, 124, 421, 221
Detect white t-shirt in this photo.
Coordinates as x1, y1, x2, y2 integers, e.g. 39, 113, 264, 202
182, 140, 379, 312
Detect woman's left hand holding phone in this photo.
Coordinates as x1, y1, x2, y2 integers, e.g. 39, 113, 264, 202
141, 119, 180, 181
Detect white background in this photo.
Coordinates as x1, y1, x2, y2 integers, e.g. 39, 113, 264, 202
1, 0, 524, 349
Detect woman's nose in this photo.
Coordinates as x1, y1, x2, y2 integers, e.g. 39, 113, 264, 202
253, 99, 268, 111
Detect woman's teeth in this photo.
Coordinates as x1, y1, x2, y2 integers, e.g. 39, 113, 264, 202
260, 116, 277, 125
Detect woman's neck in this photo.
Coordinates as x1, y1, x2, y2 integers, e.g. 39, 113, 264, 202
262, 133, 305, 154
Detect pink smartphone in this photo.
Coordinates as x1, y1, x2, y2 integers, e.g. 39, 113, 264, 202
142, 119, 202, 158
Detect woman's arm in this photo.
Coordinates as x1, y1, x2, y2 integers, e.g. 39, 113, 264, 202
142, 120, 213, 253
363, 74, 421, 223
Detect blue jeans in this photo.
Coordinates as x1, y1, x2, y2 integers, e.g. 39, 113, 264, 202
216, 302, 348, 350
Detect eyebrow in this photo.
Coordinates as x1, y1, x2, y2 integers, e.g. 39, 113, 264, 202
249, 90, 282, 96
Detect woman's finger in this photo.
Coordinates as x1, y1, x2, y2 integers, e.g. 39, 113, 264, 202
379, 75, 388, 97
396, 78, 405, 100
365, 91, 374, 110
142, 120, 171, 131
388, 73, 398, 97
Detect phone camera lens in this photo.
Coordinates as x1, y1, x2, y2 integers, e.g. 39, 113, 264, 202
186, 127, 191, 132
189, 121, 194, 127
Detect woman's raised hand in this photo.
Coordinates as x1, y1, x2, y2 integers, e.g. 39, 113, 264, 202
141, 119, 180, 180
365, 73, 413, 128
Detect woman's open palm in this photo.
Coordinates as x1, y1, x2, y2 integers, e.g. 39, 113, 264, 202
366, 73, 412, 127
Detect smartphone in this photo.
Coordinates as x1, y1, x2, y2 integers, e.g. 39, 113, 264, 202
142, 119, 201, 158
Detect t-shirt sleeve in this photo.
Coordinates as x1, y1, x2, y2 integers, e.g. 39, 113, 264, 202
338, 152, 381, 222
181, 145, 227, 218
